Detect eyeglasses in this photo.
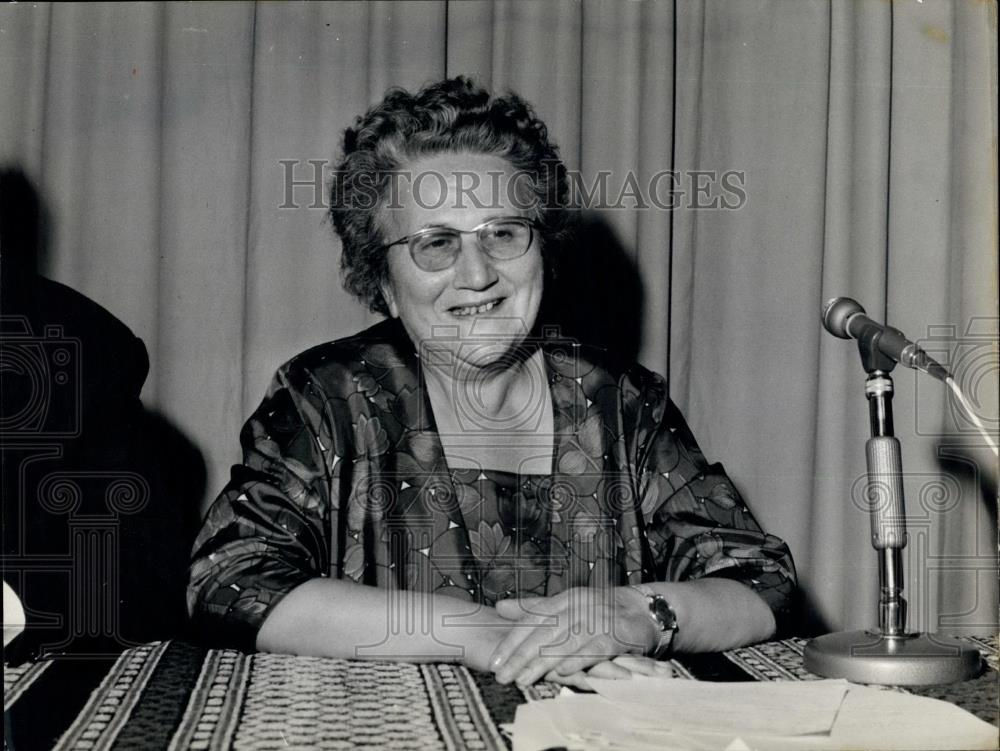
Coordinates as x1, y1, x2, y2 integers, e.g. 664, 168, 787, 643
383, 217, 539, 272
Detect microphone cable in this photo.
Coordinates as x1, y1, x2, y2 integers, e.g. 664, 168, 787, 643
941, 375, 999, 457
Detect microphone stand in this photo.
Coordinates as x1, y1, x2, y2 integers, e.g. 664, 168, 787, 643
803, 327, 982, 685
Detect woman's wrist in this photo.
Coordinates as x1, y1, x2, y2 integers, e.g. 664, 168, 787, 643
629, 579, 776, 653
615, 586, 663, 656
625, 585, 679, 657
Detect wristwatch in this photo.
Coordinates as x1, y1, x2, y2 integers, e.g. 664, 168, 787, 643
632, 585, 679, 658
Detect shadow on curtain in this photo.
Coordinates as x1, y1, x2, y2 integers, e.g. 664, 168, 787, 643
1, 168, 204, 657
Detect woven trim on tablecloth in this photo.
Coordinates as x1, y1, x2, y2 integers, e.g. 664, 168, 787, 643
227, 655, 446, 749
668, 657, 696, 679
3, 659, 51, 711
167, 647, 251, 751
423, 664, 507, 750
518, 680, 560, 702
724, 637, 818, 681
468, 668, 531, 731
422, 664, 463, 751
54, 641, 168, 751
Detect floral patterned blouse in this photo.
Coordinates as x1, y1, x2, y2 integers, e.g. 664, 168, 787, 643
187, 320, 796, 650
453, 469, 555, 606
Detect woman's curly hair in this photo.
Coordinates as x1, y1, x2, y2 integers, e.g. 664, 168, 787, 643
329, 76, 570, 316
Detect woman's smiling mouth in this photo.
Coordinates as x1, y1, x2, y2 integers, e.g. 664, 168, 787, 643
449, 297, 505, 317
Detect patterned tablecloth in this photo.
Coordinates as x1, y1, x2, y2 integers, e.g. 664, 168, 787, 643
4, 636, 997, 750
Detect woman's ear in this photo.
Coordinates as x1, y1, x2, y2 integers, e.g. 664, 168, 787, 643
380, 278, 399, 318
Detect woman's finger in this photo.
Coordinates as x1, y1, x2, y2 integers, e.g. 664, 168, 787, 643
542, 669, 593, 691
521, 636, 618, 683
497, 624, 590, 685
585, 660, 632, 680
610, 654, 664, 677
488, 610, 560, 673
489, 597, 568, 674
548, 635, 624, 676
488, 624, 536, 672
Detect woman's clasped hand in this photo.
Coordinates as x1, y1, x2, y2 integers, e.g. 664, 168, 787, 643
488, 586, 660, 686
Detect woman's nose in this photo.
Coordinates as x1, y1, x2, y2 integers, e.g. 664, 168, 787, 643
452, 236, 499, 290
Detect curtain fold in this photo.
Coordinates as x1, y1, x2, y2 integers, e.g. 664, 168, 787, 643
809, 0, 894, 633
884, 0, 998, 635
1, 0, 994, 635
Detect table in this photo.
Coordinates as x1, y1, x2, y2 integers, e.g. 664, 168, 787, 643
4, 636, 996, 750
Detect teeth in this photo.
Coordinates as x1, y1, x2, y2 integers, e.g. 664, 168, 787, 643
452, 300, 500, 317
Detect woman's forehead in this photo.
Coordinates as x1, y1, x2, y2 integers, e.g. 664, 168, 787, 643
384, 152, 536, 232
400, 153, 532, 207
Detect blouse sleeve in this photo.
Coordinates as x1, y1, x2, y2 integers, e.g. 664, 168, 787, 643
634, 373, 797, 634
187, 365, 332, 651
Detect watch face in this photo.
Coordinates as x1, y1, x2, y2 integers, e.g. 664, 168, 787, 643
650, 596, 678, 631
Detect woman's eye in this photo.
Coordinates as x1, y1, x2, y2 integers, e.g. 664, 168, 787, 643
418, 235, 454, 251
486, 227, 516, 242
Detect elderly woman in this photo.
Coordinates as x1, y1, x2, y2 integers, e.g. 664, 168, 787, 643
188, 77, 795, 686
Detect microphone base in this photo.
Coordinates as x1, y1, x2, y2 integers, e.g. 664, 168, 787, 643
803, 629, 982, 686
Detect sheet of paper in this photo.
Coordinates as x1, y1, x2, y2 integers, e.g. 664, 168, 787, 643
511, 678, 999, 751
510, 702, 568, 751
586, 675, 850, 736
3, 580, 25, 648
514, 693, 752, 751
827, 685, 998, 751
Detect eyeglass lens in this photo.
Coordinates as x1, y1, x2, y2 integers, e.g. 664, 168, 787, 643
411, 219, 532, 271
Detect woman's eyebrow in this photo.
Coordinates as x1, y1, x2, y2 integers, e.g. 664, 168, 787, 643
439, 214, 526, 228
411, 217, 498, 232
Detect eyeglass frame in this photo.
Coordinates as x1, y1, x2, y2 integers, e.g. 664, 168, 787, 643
381, 216, 542, 271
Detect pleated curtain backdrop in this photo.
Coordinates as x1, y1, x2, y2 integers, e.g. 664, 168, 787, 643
1, 0, 995, 636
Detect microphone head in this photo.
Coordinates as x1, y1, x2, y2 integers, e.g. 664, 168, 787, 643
822, 297, 865, 338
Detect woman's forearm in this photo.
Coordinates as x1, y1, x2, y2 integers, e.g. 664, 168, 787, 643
255, 578, 512, 671
638, 578, 776, 653
255, 576, 773, 678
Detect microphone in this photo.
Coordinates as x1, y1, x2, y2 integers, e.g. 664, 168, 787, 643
822, 297, 949, 380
